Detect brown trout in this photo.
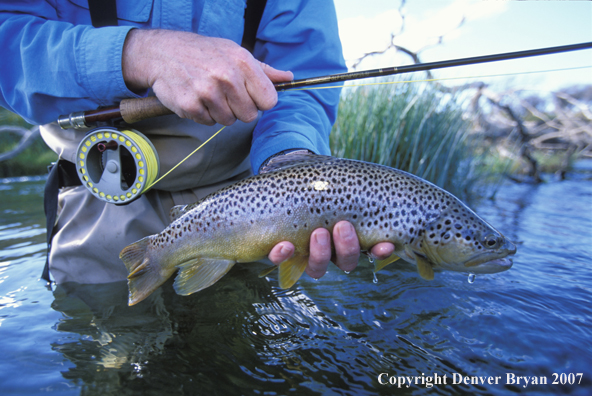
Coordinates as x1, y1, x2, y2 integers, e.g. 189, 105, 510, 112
120, 154, 516, 305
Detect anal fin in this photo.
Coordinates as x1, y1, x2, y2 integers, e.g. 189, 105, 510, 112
278, 255, 308, 289
258, 264, 279, 278
174, 258, 235, 296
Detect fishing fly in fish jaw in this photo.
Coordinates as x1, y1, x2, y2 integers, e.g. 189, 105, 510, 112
119, 153, 516, 306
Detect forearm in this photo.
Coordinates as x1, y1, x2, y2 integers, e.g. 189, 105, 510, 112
250, 90, 339, 173
0, 6, 138, 124
248, 0, 346, 173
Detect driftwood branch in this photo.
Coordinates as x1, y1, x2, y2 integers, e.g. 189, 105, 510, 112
0, 125, 40, 162
347, 8, 590, 182
486, 96, 542, 183
350, 3, 465, 72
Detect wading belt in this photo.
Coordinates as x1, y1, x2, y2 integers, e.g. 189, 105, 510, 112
42, 0, 267, 282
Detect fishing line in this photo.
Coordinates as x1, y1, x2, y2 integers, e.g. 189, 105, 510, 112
76, 125, 227, 203
144, 125, 226, 190
75, 64, 590, 204
153, 64, 591, 189
76, 128, 160, 204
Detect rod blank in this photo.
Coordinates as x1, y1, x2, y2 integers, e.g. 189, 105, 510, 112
57, 42, 592, 129
274, 42, 592, 90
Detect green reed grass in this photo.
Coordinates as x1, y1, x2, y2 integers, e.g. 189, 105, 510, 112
331, 81, 493, 200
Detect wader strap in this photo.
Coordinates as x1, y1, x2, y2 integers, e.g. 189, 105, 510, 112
88, 0, 118, 28
42, 160, 81, 282
86, 0, 266, 51
241, 0, 268, 53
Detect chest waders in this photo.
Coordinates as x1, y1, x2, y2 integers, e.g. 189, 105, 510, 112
42, 0, 268, 282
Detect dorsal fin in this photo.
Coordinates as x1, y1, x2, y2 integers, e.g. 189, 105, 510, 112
169, 205, 189, 223
260, 152, 338, 174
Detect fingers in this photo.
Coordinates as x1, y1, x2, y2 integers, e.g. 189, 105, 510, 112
370, 242, 395, 260
306, 228, 332, 279
307, 221, 361, 279
243, 61, 292, 113
125, 30, 293, 126
268, 242, 295, 265
332, 221, 361, 272
270, 222, 393, 284
258, 61, 294, 83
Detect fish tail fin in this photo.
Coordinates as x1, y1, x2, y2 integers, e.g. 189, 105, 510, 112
119, 236, 168, 306
278, 255, 308, 289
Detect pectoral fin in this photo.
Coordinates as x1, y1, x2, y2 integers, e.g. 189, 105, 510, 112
174, 258, 235, 296
404, 245, 434, 280
373, 255, 401, 273
278, 255, 308, 289
415, 254, 434, 280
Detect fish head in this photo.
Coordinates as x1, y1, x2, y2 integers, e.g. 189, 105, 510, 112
417, 202, 516, 277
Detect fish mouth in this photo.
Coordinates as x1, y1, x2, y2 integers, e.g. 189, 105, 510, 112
465, 257, 513, 274
463, 239, 516, 273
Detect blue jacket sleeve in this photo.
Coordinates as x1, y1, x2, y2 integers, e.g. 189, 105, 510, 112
0, 1, 139, 125
250, 0, 346, 173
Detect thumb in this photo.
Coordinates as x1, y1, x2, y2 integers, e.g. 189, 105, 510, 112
258, 61, 293, 83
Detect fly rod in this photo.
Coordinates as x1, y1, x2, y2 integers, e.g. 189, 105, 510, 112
58, 42, 592, 129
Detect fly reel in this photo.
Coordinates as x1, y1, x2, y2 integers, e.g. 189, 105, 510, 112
75, 127, 160, 204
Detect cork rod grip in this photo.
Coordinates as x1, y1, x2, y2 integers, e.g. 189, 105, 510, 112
120, 96, 174, 124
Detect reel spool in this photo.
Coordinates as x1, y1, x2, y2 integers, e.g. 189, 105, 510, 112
75, 127, 160, 204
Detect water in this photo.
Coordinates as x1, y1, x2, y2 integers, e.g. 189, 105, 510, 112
1, 164, 591, 396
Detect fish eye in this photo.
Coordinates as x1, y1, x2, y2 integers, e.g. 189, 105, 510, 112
483, 234, 501, 249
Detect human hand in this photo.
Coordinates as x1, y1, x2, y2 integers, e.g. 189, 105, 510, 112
122, 29, 293, 126
268, 221, 396, 279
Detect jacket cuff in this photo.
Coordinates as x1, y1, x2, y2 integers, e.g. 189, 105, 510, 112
77, 26, 142, 105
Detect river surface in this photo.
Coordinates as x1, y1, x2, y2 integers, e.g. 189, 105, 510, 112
0, 162, 591, 395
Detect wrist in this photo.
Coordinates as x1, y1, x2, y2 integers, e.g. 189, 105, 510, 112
122, 28, 155, 92
259, 149, 312, 173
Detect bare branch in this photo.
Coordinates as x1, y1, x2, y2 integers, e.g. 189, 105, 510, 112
0, 125, 41, 162
554, 92, 592, 120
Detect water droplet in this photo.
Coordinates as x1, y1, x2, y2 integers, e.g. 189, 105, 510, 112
467, 273, 476, 284
344, 271, 350, 274
373, 273, 378, 284
368, 256, 375, 264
